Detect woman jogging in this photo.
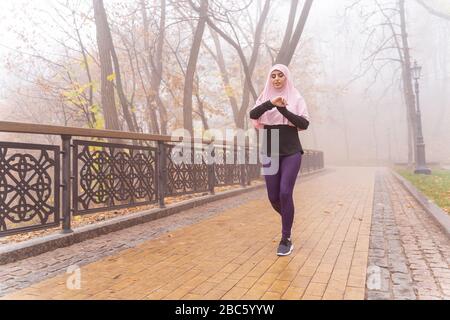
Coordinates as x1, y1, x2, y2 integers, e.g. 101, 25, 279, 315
249, 64, 310, 256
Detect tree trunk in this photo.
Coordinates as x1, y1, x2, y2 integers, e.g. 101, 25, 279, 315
399, 0, 418, 164
141, 0, 169, 135
276, 0, 314, 66
237, 0, 271, 129
150, 0, 168, 135
73, 14, 96, 128
95, 1, 135, 132
195, 95, 210, 131
110, 45, 136, 132
276, 0, 299, 64
210, 29, 240, 124
93, 0, 120, 131
183, 0, 208, 134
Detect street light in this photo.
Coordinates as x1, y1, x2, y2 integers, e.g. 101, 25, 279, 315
411, 60, 431, 175
411, 60, 422, 80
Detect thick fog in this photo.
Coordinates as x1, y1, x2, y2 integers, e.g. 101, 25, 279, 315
0, 0, 449, 166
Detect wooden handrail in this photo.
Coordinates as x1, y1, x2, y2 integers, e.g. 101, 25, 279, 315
0, 121, 321, 152
0, 121, 260, 148
0, 121, 177, 142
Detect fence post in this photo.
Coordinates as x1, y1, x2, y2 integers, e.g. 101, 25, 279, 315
321, 151, 324, 169
61, 135, 73, 234
305, 151, 310, 173
246, 136, 251, 186
208, 143, 215, 195
239, 138, 246, 188
157, 141, 167, 208
312, 151, 316, 170
319, 152, 322, 169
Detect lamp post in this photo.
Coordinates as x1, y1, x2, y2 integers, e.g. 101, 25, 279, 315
411, 60, 431, 175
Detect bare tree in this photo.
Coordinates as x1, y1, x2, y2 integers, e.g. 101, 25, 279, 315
276, 0, 315, 65
190, 0, 260, 103
415, 0, 450, 20
209, 28, 240, 126
192, 0, 315, 129
3, 0, 318, 138
189, 0, 270, 129
347, 0, 419, 165
3, 1, 103, 129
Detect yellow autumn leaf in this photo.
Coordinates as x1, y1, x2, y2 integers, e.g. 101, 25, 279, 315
95, 116, 105, 130
107, 73, 116, 82
224, 84, 235, 97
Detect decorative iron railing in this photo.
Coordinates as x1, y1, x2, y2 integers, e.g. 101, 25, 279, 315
73, 139, 158, 216
0, 141, 60, 236
0, 121, 324, 237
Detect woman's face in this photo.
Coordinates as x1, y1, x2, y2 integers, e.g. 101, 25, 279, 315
271, 69, 286, 90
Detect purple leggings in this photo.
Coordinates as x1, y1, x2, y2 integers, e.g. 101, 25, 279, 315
263, 152, 302, 239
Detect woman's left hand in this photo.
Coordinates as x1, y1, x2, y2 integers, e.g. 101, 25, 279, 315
278, 98, 287, 107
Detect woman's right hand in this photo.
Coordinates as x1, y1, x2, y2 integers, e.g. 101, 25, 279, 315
271, 96, 286, 107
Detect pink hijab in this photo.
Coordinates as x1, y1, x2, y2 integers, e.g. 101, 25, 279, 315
251, 64, 309, 130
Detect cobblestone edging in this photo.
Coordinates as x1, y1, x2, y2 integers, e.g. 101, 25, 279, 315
391, 170, 450, 237
0, 168, 330, 296
366, 168, 450, 300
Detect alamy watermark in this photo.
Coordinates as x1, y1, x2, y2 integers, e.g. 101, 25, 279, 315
366, 265, 382, 290
66, 264, 81, 290
169, 128, 281, 175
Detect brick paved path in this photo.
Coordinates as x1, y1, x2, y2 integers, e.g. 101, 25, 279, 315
0, 184, 274, 296
1, 167, 449, 300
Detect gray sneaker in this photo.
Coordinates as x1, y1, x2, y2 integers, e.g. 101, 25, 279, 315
277, 238, 293, 256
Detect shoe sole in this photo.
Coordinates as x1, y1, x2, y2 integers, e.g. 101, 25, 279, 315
277, 244, 294, 256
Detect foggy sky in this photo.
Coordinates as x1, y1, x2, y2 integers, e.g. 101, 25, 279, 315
0, 0, 449, 165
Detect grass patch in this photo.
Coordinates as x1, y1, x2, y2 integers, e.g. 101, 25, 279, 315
394, 166, 450, 215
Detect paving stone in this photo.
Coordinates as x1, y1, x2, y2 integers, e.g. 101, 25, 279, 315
392, 273, 412, 285
389, 262, 409, 274
417, 295, 442, 300
392, 283, 415, 295
368, 256, 388, 268
370, 238, 385, 250
366, 291, 391, 300
366, 169, 450, 300
370, 249, 386, 258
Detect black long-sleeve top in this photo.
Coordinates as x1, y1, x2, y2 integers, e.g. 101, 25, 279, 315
249, 100, 310, 156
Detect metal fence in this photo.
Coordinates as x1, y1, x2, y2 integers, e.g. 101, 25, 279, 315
0, 121, 324, 237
